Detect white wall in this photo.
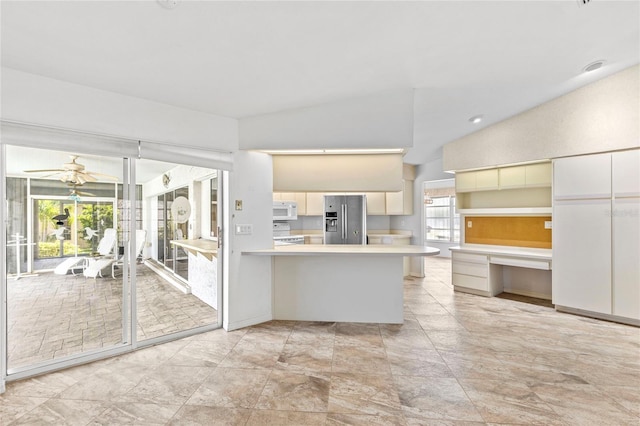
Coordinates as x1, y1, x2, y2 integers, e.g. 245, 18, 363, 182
1, 68, 238, 151
1, 68, 279, 331
225, 151, 274, 330
443, 65, 640, 171
239, 89, 414, 150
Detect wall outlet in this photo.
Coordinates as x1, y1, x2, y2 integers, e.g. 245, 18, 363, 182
235, 224, 252, 235
544, 221, 552, 229
467, 220, 472, 228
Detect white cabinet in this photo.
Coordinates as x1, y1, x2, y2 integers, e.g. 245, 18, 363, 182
305, 193, 324, 216
499, 163, 552, 189
365, 192, 386, 215
525, 163, 552, 187
274, 192, 307, 215
613, 198, 640, 318
385, 180, 413, 215
498, 166, 526, 188
553, 150, 640, 322
612, 150, 640, 319
456, 169, 499, 192
452, 252, 490, 294
554, 153, 611, 199
553, 200, 612, 314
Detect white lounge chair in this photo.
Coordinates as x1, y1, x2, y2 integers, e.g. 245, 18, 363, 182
111, 229, 147, 278
82, 229, 118, 279
54, 228, 116, 275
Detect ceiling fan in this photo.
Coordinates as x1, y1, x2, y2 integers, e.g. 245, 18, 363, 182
24, 155, 118, 185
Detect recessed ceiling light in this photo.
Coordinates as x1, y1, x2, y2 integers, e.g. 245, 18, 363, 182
157, 0, 181, 10
468, 115, 483, 124
583, 60, 606, 73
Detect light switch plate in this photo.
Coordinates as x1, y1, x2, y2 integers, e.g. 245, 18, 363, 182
544, 221, 552, 229
467, 221, 472, 228
235, 224, 252, 235
235, 200, 243, 211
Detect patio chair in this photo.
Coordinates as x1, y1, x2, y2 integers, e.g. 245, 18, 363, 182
82, 229, 118, 279
111, 229, 147, 278
54, 228, 116, 275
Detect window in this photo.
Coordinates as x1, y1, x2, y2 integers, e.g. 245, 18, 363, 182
424, 183, 460, 243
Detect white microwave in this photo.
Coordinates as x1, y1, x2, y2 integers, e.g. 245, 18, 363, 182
273, 201, 298, 221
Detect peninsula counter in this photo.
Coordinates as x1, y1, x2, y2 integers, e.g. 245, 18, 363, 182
243, 245, 439, 324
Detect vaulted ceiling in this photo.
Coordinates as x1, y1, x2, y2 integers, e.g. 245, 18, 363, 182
2, 1, 638, 164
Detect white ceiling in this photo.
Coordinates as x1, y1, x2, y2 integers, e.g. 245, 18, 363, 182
1, 1, 639, 165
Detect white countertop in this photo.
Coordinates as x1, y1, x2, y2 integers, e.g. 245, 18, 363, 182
450, 244, 551, 260
244, 244, 439, 257
170, 239, 218, 260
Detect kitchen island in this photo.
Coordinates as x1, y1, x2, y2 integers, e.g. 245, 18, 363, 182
243, 244, 439, 324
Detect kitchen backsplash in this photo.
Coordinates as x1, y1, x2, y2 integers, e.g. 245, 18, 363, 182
288, 215, 392, 231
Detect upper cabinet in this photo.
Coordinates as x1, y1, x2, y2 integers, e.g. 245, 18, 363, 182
456, 169, 499, 192
277, 164, 416, 217
499, 163, 551, 189
455, 161, 552, 212
553, 154, 611, 199
385, 180, 413, 215
273, 192, 307, 215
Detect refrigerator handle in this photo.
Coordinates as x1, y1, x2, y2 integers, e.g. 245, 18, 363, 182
342, 204, 347, 240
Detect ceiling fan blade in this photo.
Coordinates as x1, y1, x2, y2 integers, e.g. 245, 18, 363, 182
78, 172, 97, 182
86, 171, 119, 181
24, 168, 66, 173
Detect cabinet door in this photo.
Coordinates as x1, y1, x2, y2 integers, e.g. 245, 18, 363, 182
455, 171, 476, 192
365, 192, 386, 215
554, 153, 611, 199
613, 198, 640, 319
475, 169, 499, 191
276, 192, 306, 215
525, 163, 551, 187
385, 190, 404, 215
552, 199, 612, 314
306, 193, 324, 216
613, 150, 640, 197
499, 166, 526, 189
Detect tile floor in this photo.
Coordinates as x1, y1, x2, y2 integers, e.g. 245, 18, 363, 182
2, 257, 639, 425
7, 263, 217, 369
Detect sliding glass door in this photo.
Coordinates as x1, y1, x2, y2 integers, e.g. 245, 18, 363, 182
2, 141, 225, 383
4, 145, 129, 372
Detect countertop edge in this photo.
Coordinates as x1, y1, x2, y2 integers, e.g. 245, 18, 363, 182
449, 245, 552, 260
243, 244, 440, 256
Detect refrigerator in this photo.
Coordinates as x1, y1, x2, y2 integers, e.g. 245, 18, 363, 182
323, 195, 367, 244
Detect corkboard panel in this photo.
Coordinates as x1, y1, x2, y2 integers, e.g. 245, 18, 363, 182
465, 216, 552, 249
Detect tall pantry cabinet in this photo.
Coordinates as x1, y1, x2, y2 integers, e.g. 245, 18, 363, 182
553, 149, 640, 322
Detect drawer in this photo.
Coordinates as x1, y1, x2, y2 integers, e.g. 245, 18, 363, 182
452, 252, 488, 264
452, 273, 488, 291
489, 256, 551, 270
453, 261, 488, 278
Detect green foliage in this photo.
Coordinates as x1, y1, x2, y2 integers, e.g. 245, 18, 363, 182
37, 241, 78, 258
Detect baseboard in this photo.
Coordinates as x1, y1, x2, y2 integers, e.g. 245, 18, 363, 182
225, 313, 272, 331
555, 305, 640, 327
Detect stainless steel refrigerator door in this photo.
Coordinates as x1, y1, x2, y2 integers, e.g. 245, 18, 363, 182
324, 195, 344, 244
345, 195, 367, 244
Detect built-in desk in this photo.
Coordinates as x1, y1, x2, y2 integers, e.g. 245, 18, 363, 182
450, 245, 552, 299
170, 239, 218, 308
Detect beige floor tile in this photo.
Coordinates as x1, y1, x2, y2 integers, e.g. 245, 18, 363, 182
4, 256, 640, 426
254, 370, 331, 412
186, 367, 270, 409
